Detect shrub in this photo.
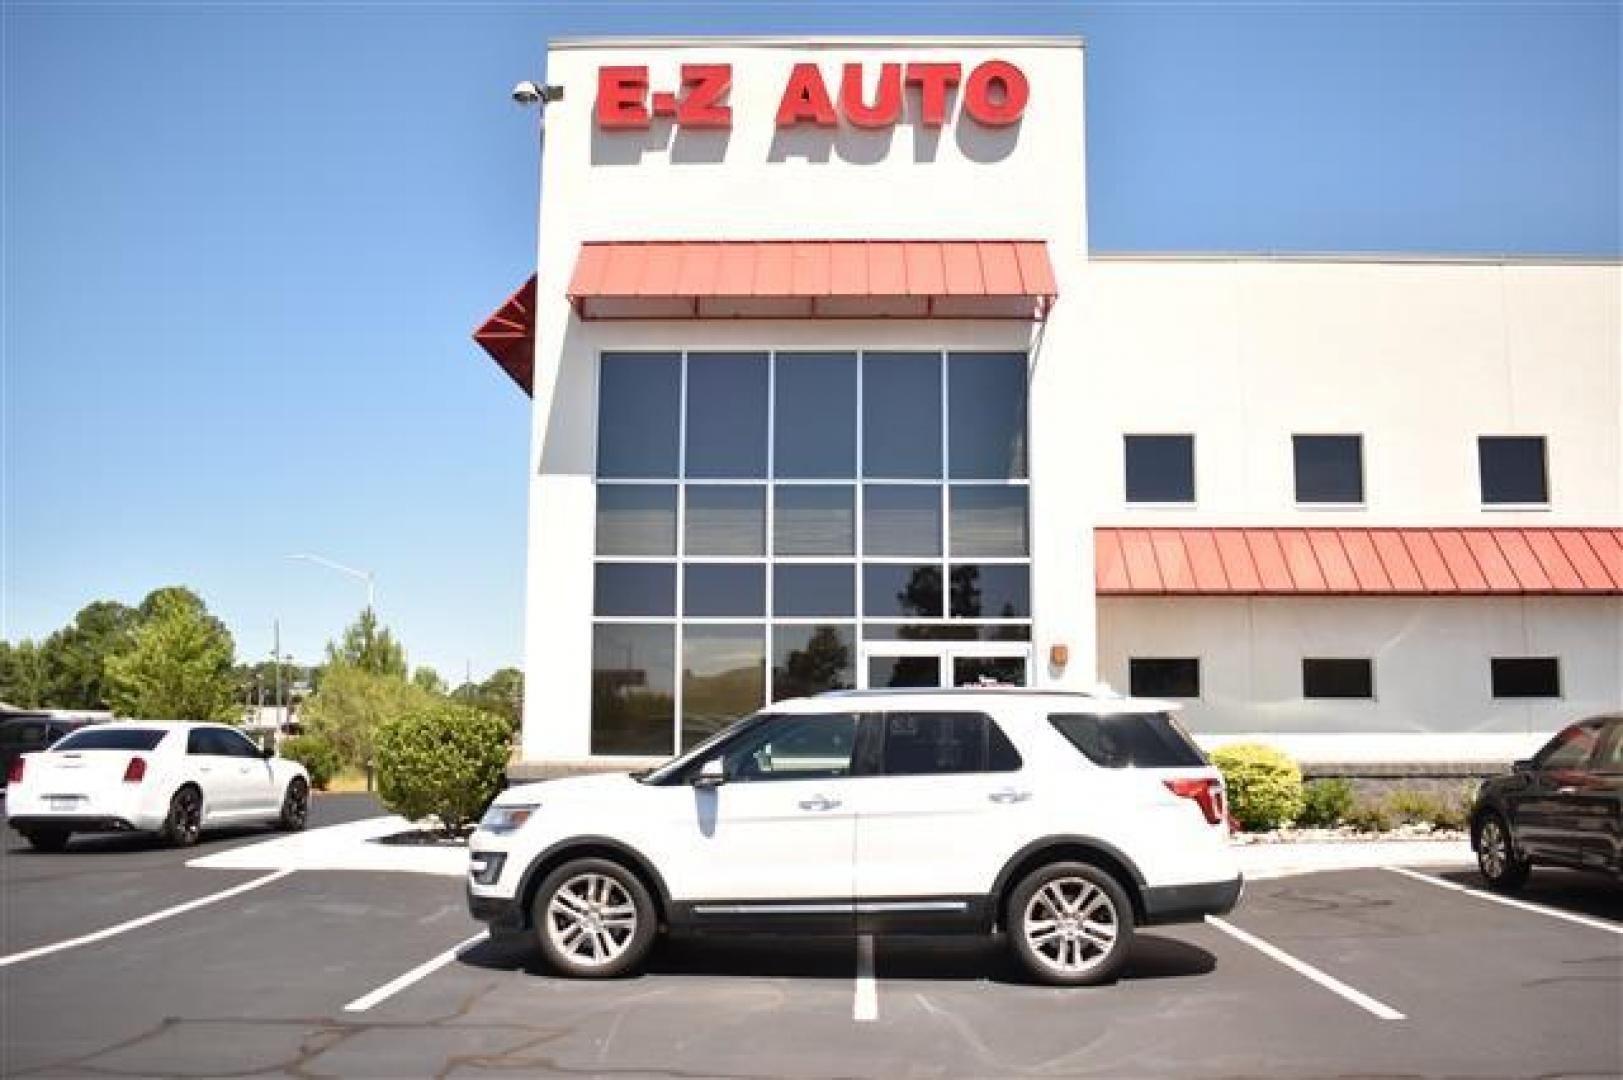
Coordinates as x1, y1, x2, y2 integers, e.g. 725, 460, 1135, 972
280, 734, 340, 791
1211, 743, 1304, 831
374, 700, 511, 836
1343, 802, 1394, 833
1297, 778, 1356, 827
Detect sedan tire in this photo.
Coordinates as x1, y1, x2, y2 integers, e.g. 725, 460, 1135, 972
531, 857, 657, 978
162, 786, 203, 848
279, 778, 309, 832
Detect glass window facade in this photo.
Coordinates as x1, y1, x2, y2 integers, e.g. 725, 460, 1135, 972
592, 349, 1032, 754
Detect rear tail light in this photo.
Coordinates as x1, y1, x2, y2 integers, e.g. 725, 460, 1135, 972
123, 757, 147, 783
1164, 778, 1226, 827
6, 758, 22, 785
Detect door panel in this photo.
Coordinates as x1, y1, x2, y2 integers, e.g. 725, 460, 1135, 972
1514, 724, 1601, 862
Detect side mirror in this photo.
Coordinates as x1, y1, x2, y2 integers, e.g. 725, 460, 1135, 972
261, 745, 276, 760
1511, 758, 1533, 773
691, 759, 726, 789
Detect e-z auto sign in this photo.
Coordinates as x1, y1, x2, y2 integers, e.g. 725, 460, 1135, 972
595, 60, 1030, 131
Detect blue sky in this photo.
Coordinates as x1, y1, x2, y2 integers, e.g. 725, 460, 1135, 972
3, 1, 1618, 682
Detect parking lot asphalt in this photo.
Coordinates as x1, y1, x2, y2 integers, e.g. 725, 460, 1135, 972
2, 810, 1619, 1078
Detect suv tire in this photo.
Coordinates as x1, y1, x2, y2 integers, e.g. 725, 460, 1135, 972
1475, 812, 1530, 892
1007, 861, 1134, 986
531, 857, 657, 978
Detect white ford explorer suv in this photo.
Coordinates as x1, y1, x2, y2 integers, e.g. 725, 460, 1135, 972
6, 721, 311, 851
469, 690, 1241, 985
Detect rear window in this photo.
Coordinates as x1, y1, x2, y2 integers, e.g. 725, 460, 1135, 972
1049, 712, 1207, 769
52, 728, 168, 752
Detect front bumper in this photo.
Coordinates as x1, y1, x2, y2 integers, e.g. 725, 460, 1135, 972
467, 888, 527, 935
1140, 875, 1244, 925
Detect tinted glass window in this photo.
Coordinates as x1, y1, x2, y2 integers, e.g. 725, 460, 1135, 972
594, 563, 676, 617
595, 485, 677, 557
867, 655, 942, 688
863, 564, 942, 618
55, 728, 167, 752
948, 352, 1027, 479
1129, 658, 1201, 699
953, 656, 1029, 688
597, 353, 680, 478
948, 486, 1028, 558
1049, 712, 1207, 769
882, 712, 1007, 775
0, 722, 46, 746
1124, 435, 1195, 503
681, 625, 765, 751
863, 623, 1031, 642
771, 624, 856, 702
863, 353, 941, 478
1293, 435, 1364, 503
684, 565, 766, 617
1303, 658, 1374, 699
1536, 724, 1598, 770
685, 486, 765, 556
591, 624, 675, 756
774, 486, 855, 556
1492, 657, 1560, 698
863, 485, 942, 557
950, 564, 1030, 618
213, 729, 263, 758
1479, 436, 1548, 504
719, 714, 859, 781
686, 353, 768, 478
1591, 723, 1623, 773
773, 565, 855, 617
775, 353, 856, 478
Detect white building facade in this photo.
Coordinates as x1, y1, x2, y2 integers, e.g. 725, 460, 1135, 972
476, 37, 1621, 772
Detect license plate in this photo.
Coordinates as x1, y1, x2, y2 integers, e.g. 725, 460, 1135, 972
46, 795, 83, 811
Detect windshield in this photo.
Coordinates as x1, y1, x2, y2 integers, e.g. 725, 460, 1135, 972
52, 728, 168, 752
638, 712, 768, 785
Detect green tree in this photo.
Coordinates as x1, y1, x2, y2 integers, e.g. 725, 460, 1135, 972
412, 666, 447, 694
0, 641, 50, 708
39, 601, 139, 709
105, 592, 238, 722
325, 608, 407, 679
299, 665, 434, 771
452, 667, 524, 731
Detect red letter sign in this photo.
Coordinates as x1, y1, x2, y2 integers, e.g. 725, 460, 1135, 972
963, 60, 1029, 126
904, 63, 962, 127
596, 66, 650, 129
677, 64, 732, 129
839, 63, 902, 128
776, 63, 838, 127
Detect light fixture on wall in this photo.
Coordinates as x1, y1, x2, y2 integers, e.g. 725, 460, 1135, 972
1049, 644, 1069, 669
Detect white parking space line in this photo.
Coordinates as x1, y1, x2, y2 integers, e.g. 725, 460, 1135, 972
1205, 916, 1405, 1021
343, 932, 488, 1013
0, 869, 295, 969
853, 934, 878, 1022
1387, 866, 1623, 936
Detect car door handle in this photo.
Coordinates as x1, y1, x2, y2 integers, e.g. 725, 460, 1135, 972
988, 788, 1032, 804
1556, 787, 1578, 795
198, 765, 214, 773
797, 795, 841, 812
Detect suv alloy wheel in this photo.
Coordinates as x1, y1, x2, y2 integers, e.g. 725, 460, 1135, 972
531, 857, 658, 978
1475, 812, 1530, 892
1007, 861, 1135, 986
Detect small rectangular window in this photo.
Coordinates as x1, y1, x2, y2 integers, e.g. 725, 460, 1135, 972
685, 353, 768, 479
1478, 436, 1548, 505
595, 485, 677, 557
1302, 658, 1374, 699
1293, 435, 1364, 504
596, 353, 680, 479
1124, 435, 1195, 503
1491, 657, 1560, 698
1129, 658, 1200, 699
880, 712, 1018, 774
594, 564, 676, 617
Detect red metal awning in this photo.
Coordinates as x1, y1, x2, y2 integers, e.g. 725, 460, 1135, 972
566, 240, 1057, 321
1095, 527, 1623, 596
473, 277, 537, 394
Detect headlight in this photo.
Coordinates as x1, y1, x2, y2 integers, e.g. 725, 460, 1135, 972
479, 803, 539, 835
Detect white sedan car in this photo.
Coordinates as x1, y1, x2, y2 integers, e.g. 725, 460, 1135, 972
5, 721, 310, 851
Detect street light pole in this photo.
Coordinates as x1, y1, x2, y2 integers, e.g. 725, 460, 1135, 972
286, 553, 376, 611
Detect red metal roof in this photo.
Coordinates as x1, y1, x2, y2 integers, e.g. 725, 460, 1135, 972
1095, 528, 1623, 596
566, 240, 1057, 320
473, 277, 536, 394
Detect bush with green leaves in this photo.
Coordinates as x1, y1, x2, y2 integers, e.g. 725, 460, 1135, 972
1385, 786, 1471, 830
374, 700, 511, 836
1343, 802, 1394, 833
1211, 743, 1304, 831
1297, 778, 1356, 827
280, 735, 340, 791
